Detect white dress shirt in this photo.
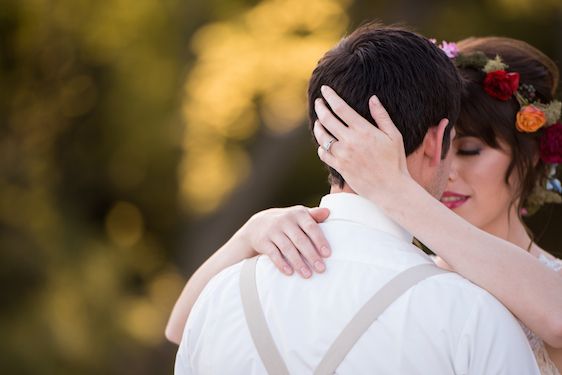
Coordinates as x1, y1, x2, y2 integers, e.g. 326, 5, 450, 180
175, 193, 539, 374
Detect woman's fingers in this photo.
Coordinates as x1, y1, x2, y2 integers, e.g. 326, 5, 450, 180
320, 85, 373, 130
308, 207, 330, 223
314, 122, 341, 168
272, 233, 312, 278
314, 98, 347, 141
284, 224, 326, 273
315, 121, 340, 170
368, 95, 409, 174
262, 241, 294, 276
251, 206, 332, 278
368, 95, 403, 142
318, 87, 396, 154
317, 145, 338, 170
313, 120, 338, 151
301, 209, 331, 257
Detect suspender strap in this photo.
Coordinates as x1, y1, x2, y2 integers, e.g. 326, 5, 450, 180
313, 264, 448, 375
240, 257, 290, 375
240, 257, 448, 375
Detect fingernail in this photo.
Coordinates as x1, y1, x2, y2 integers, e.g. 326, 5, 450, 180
314, 261, 325, 272
321, 85, 328, 94
301, 267, 311, 278
283, 265, 293, 275
315, 98, 322, 105
370, 95, 380, 105
321, 246, 331, 257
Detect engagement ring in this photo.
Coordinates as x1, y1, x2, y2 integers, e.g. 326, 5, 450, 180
322, 138, 337, 153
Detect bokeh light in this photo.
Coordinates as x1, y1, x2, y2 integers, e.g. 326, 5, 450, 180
1, 0, 561, 373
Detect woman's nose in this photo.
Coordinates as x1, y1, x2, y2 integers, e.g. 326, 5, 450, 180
448, 159, 459, 181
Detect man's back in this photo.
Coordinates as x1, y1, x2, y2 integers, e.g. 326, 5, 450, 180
175, 194, 539, 374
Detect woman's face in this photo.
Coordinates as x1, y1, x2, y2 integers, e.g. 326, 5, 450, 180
440, 136, 518, 233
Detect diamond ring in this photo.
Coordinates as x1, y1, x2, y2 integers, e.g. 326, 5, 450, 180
322, 138, 337, 153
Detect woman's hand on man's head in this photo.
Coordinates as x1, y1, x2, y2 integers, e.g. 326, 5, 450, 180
314, 85, 410, 200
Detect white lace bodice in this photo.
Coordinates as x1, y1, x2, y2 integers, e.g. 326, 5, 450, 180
521, 254, 562, 375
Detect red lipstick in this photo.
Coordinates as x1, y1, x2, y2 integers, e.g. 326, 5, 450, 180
440, 191, 469, 209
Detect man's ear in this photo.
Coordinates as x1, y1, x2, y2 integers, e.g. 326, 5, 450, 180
422, 118, 450, 167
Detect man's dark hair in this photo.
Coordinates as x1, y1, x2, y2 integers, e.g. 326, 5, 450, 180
308, 23, 462, 187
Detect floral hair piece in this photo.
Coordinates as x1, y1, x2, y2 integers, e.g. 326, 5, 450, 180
431, 39, 562, 214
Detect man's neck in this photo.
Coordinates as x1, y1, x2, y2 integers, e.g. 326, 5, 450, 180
319, 192, 414, 244
330, 184, 355, 194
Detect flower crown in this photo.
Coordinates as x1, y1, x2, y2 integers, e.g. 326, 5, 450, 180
432, 39, 562, 214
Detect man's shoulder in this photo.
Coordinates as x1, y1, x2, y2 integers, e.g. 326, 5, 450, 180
420, 274, 538, 374
200, 260, 245, 299
412, 272, 516, 321
416, 272, 495, 301
186, 260, 247, 324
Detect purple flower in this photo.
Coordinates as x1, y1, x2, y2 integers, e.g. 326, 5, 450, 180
439, 41, 459, 58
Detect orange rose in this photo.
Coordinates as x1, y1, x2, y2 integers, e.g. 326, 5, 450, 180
516, 105, 546, 133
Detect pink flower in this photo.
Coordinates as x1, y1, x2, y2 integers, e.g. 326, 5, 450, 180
439, 41, 459, 58
540, 122, 562, 164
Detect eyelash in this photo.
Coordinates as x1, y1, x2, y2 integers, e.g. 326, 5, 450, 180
457, 149, 481, 156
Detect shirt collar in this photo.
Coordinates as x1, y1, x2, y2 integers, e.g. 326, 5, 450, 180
319, 192, 413, 243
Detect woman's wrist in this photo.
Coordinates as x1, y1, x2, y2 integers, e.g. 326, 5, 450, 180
231, 216, 260, 259
362, 172, 415, 212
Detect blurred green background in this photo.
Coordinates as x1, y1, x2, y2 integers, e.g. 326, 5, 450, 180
1, 0, 561, 373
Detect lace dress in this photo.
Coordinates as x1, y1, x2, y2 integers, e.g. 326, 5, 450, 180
520, 254, 562, 375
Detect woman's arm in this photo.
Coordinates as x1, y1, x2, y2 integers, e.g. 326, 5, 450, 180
165, 206, 330, 344
313, 85, 562, 347
381, 176, 562, 347
165, 227, 254, 344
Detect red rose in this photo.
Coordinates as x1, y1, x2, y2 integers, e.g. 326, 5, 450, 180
540, 122, 562, 164
483, 70, 520, 101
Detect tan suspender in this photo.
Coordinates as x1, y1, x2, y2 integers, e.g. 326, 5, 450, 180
240, 257, 291, 375
314, 263, 448, 374
240, 256, 448, 375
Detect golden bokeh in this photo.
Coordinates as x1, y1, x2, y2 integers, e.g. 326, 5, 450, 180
180, 0, 350, 214
2, 0, 561, 373
105, 201, 144, 248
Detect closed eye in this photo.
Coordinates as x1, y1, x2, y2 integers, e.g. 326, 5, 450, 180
457, 149, 481, 156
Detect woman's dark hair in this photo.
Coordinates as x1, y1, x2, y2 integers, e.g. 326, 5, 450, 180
308, 23, 462, 187
456, 36, 559, 214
